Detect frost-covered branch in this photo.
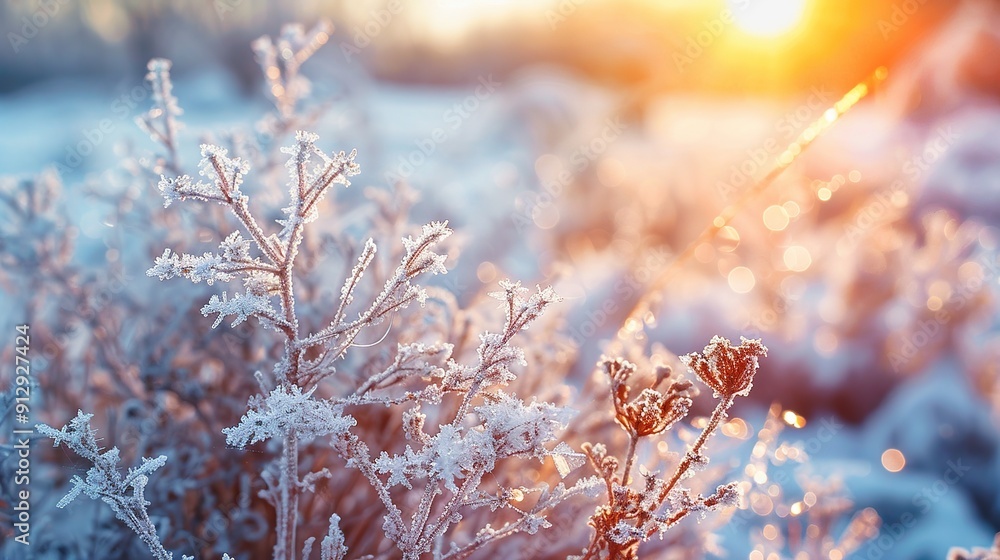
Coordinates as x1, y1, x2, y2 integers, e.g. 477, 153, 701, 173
253, 21, 332, 122
136, 58, 183, 173
579, 336, 767, 559
37, 412, 173, 560
439, 477, 603, 560
148, 123, 492, 559
300, 221, 451, 351
222, 386, 355, 448
329, 281, 588, 560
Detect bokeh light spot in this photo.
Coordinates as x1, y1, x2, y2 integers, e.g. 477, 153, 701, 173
751, 493, 774, 515
763, 205, 790, 231
814, 326, 839, 356
783, 246, 812, 272
782, 201, 801, 217
695, 243, 716, 263
803, 492, 817, 507
722, 418, 749, 438
597, 157, 626, 187
882, 448, 906, 472
782, 410, 806, 428
476, 261, 496, 283
728, 266, 756, 293
717, 226, 741, 252
532, 205, 560, 229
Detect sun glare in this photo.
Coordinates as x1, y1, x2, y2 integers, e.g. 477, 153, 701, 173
727, 0, 807, 38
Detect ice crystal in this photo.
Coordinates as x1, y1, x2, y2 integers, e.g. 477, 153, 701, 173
223, 385, 356, 447
201, 290, 277, 329
319, 514, 348, 560
476, 392, 572, 459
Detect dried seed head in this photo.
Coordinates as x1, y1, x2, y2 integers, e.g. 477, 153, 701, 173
681, 336, 767, 398
602, 357, 694, 437
626, 388, 692, 437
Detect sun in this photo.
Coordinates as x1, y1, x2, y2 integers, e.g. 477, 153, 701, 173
727, 0, 807, 38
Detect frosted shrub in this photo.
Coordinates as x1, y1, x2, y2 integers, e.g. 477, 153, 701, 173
32, 24, 767, 560
80, 122, 593, 559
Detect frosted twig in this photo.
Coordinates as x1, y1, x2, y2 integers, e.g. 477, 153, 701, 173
37, 412, 173, 560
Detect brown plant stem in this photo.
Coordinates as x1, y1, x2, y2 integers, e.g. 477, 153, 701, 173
644, 394, 734, 536
621, 433, 639, 485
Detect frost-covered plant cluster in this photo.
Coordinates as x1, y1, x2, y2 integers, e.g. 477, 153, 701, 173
39, 118, 719, 557
577, 336, 764, 559
22, 22, 779, 560
136, 120, 620, 558
37, 101, 594, 558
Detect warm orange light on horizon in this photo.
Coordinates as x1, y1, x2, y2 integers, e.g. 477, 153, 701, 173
727, 0, 807, 38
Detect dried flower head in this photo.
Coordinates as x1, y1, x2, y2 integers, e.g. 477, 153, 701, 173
604, 358, 693, 437
680, 335, 768, 398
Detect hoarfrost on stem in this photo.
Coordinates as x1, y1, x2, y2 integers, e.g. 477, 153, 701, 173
223, 385, 356, 448
37, 412, 173, 560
